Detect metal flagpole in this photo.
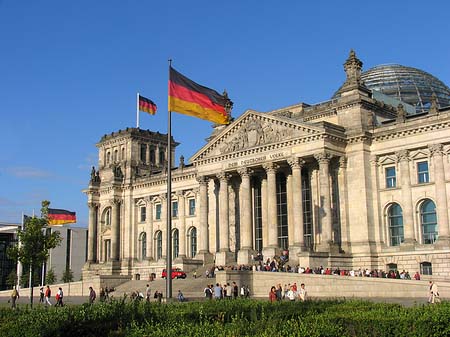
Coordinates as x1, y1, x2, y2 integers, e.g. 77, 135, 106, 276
166, 59, 173, 299
136, 92, 140, 128
16, 213, 24, 290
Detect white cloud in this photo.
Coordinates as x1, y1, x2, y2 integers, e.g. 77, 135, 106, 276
4, 166, 53, 178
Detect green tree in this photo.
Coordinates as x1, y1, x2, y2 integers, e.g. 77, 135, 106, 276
7, 201, 62, 307
61, 268, 74, 283
45, 268, 56, 285
6, 270, 17, 289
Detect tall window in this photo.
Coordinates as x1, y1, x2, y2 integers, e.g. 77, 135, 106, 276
188, 199, 196, 216
105, 239, 111, 262
253, 178, 263, 252
173, 229, 179, 259
388, 203, 404, 246
140, 206, 146, 222
420, 262, 432, 275
189, 227, 197, 258
121, 147, 125, 160
155, 204, 161, 220
302, 170, 313, 249
420, 199, 437, 244
150, 149, 155, 164
103, 208, 111, 226
139, 232, 147, 259
159, 151, 165, 166
114, 149, 118, 162
276, 173, 288, 250
172, 201, 178, 218
106, 151, 111, 164
385, 167, 396, 188
417, 161, 429, 184
155, 231, 162, 260
140, 144, 147, 162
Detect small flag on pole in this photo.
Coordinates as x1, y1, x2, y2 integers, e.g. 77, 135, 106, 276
138, 95, 157, 115
48, 208, 76, 226
168, 66, 231, 125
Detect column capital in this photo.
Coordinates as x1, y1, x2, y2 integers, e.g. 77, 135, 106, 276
159, 193, 167, 201
217, 171, 231, 182
110, 198, 122, 206
238, 167, 253, 178
87, 201, 99, 208
263, 162, 279, 173
314, 152, 332, 165
395, 149, 410, 162
429, 143, 444, 156
196, 175, 209, 186
339, 156, 348, 169
288, 157, 306, 170
369, 155, 378, 167
176, 190, 185, 198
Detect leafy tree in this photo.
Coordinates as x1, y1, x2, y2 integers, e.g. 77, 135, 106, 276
7, 201, 62, 307
46, 268, 56, 285
6, 270, 17, 289
61, 268, 74, 283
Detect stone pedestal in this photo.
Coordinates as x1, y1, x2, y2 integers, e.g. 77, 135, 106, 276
196, 251, 214, 265
237, 249, 254, 265
262, 247, 278, 260
215, 251, 235, 266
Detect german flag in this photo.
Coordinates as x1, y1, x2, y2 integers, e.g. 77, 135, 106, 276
48, 208, 76, 226
168, 67, 231, 124
139, 95, 157, 115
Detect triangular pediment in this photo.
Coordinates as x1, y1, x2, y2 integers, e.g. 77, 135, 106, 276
191, 110, 323, 162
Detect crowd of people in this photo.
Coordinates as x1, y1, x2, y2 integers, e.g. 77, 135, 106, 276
269, 282, 307, 302
203, 282, 250, 300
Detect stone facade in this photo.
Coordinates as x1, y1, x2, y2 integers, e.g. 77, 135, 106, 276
84, 51, 450, 280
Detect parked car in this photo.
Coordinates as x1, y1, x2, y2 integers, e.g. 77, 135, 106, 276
161, 268, 187, 279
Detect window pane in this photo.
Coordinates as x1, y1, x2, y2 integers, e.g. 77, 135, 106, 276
385, 167, 396, 188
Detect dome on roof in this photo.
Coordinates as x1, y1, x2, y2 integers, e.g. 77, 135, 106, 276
360, 64, 450, 113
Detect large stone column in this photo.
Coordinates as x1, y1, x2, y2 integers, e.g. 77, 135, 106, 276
396, 150, 415, 245
111, 198, 121, 261
146, 197, 154, 260
160, 194, 167, 259
338, 157, 350, 252
314, 152, 333, 252
87, 202, 98, 262
176, 191, 187, 259
262, 162, 278, 258
288, 157, 305, 254
237, 168, 253, 264
196, 176, 213, 262
217, 172, 230, 252
430, 144, 450, 245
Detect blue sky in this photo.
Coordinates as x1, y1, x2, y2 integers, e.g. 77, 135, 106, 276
1, 1, 449, 226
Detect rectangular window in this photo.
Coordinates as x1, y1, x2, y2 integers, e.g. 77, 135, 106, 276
417, 161, 429, 184
172, 201, 178, 218
385, 167, 396, 188
140, 206, 146, 222
140, 144, 147, 162
188, 199, 196, 216
155, 204, 161, 220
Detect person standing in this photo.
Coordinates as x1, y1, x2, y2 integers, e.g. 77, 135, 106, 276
214, 283, 222, 299
45, 285, 52, 306
39, 287, 45, 303
177, 290, 185, 302
287, 286, 296, 301
269, 286, 277, 302
298, 283, 307, 302
55, 287, 64, 307
145, 284, 151, 302
89, 286, 96, 304
10, 286, 19, 309
232, 282, 239, 299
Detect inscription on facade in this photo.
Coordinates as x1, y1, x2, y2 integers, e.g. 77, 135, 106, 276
227, 152, 287, 169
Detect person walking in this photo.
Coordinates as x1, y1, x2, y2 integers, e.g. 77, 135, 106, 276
45, 285, 52, 306
269, 286, 277, 302
298, 283, 307, 302
428, 281, 440, 304
145, 284, 151, 302
10, 286, 19, 309
89, 286, 97, 304
177, 290, 185, 302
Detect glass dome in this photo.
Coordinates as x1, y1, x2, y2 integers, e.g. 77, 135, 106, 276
361, 64, 450, 113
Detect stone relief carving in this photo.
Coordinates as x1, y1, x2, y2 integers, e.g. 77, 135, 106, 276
220, 117, 295, 154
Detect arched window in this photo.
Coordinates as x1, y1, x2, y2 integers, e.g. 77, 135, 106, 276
121, 147, 125, 160
102, 208, 111, 226
106, 151, 111, 164
173, 229, 179, 259
114, 149, 118, 162
188, 227, 197, 258
420, 199, 438, 244
387, 263, 397, 272
139, 232, 147, 260
155, 231, 162, 260
388, 203, 404, 246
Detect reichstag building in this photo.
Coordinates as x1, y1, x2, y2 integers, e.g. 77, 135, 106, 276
84, 51, 450, 279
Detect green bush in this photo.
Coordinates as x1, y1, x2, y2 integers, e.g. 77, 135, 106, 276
0, 299, 449, 336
